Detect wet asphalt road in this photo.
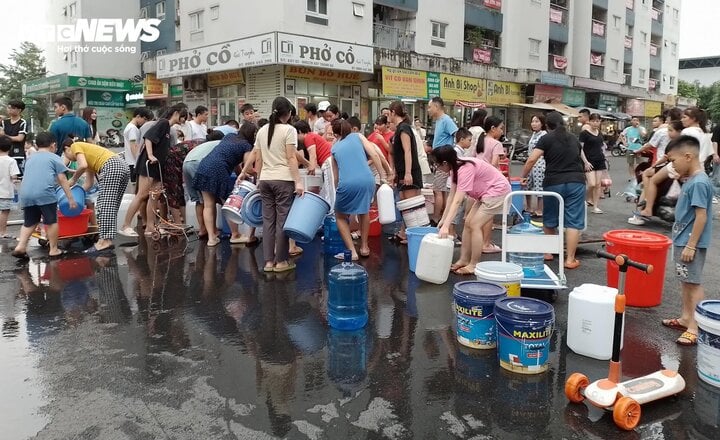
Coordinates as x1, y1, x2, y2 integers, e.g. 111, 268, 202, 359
1, 156, 719, 440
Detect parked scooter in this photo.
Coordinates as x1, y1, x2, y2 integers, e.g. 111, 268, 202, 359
611, 141, 627, 157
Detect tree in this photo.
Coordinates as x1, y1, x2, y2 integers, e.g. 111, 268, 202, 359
0, 42, 48, 131
677, 80, 699, 99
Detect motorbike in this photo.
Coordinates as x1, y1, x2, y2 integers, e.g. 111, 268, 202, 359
611, 141, 627, 157
630, 162, 676, 223
507, 129, 532, 163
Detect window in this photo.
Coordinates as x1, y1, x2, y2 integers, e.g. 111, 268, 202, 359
306, 0, 328, 25
156, 1, 166, 20
640, 31, 647, 44
140, 7, 147, 18
70, 51, 78, 64
156, 49, 166, 56
352, 2, 364, 17
672, 8, 679, 21
611, 58, 619, 73
189, 10, 204, 32
613, 15, 622, 29
671, 42, 677, 56
639, 68, 646, 82
670, 76, 676, 87
529, 38, 541, 56
210, 5, 219, 20
68, 2, 76, 17
431, 21, 447, 47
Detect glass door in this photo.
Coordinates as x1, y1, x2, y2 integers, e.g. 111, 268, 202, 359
217, 98, 237, 126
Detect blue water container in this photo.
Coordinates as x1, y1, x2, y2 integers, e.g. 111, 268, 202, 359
323, 215, 346, 256
327, 328, 367, 394
327, 250, 368, 330
508, 212, 545, 277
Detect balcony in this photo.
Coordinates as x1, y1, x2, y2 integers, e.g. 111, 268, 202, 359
548, 54, 568, 73
648, 78, 660, 91
373, 0, 418, 12
651, 14, 663, 36
590, 65, 605, 81
624, 73, 632, 86
593, 0, 608, 9
463, 41, 501, 65
624, 48, 633, 64
592, 19, 606, 37
465, 0, 503, 33
373, 24, 416, 52
549, 5, 569, 43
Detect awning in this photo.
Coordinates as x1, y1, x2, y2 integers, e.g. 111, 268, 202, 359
576, 106, 617, 120
512, 103, 555, 110
511, 102, 580, 117
547, 103, 580, 117
612, 112, 632, 121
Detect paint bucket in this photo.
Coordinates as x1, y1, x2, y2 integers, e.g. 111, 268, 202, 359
406, 226, 437, 272
495, 297, 554, 374
284, 192, 331, 243
240, 190, 264, 228
221, 180, 256, 225
696, 300, 720, 388
453, 281, 507, 349
56, 185, 86, 217
396, 195, 430, 228
474, 261, 524, 297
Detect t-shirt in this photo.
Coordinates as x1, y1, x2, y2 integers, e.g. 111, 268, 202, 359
187, 120, 208, 141
0, 155, 20, 199
578, 130, 605, 164
314, 118, 327, 135
535, 129, 585, 187
648, 126, 670, 160
411, 126, 432, 175
672, 172, 713, 248
49, 114, 92, 154
140, 120, 157, 138
682, 127, 713, 162
256, 123, 297, 181
712, 125, 720, 146
482, 137, 504, 165
1, 118, 27, 157
215, 125, 238, 136
468, 126, 485, 155
70, 142, 115, 173
432, 114, 458, 149
303, 132, 332, 165
143, 119, 172, 163
392, 123, 421, 177
123, 122, 141, 166
184, 140, 222, 163
454, 157, 511, 200
622, 126, 644, 152
367, 131, 391, 160
19, 151, 67, 207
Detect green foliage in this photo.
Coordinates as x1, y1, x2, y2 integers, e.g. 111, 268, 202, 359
677, 79, 720, 123
0, 42, 48, 130
677, 80, 699, 99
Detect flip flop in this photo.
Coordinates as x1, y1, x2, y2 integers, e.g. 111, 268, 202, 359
453, 266, 475, 276
564, 259, 581, 270
676, 331, 697, 346
632, 211, 652, 222
48, 250, 67, 259
0, 234, 14, 239
289, 248, 304, 257
274, 263, 296, 272
662, 318, 688, 331
263, 265, 275, 272
84, 245, 115, 255
11, 250, 29, 260
334, 252, 359, 261
482, 244, 501, 254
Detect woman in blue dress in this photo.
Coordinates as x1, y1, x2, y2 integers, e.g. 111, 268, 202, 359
193, 122, 257, 247
331, 119, 387, 260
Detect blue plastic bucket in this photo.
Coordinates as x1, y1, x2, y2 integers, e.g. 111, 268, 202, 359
406, 226, 437, 272
696, 300, 720, 387
284, 192, 330, 243
453, 281, 507, 349
495, 297, 555, 374
56, 185, 85, 217
241, 190, 263, 228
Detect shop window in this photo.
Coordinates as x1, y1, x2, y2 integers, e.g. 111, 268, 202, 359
431, 21, 447, 48
306, 0, 328, 25
156, 1, 166, 20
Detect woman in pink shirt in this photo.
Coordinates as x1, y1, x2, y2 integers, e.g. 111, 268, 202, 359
474, 116, 505, 168
436, 145, 511, 275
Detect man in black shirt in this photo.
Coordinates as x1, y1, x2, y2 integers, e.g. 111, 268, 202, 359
0, 100, 28, 172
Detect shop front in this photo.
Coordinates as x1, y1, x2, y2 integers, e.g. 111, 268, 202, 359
283, 66, 366, 123
441, 73, 487, 127
377, 66, 439, 127
208, 70, 245, 127
484, 80, 524, 133
141, 73, 169, 111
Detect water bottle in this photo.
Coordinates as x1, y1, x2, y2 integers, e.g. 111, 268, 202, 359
327, 327, 367, 395
376, 183, 396, 224
327, 250, 368, 330
508, 212, 545, 277
323, 215, 346, 256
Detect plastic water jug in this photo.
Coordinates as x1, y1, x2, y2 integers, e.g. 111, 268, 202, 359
324, 215, 346, 256
508, 212, 545, 277
567, 284, 622, 360
327, 250, 368, 330
327, 328, 367, 395
415, 233, 454, 284
377, 183, 396, 224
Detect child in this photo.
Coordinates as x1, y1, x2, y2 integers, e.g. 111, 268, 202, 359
662, 135, 714, 346
448, 128, 474, 242
12, 132, 77, 259
0, 136, 20, 238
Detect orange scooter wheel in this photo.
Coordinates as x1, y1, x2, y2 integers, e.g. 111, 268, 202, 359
613, 396, 641, 431
565, 373, 589, 403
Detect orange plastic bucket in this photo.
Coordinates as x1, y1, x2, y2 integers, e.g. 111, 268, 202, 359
603, 229, 671, 307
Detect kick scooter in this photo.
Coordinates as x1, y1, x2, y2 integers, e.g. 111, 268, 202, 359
564, 250, 686, 431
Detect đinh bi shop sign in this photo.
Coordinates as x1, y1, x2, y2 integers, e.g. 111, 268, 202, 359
276, 33, 374, 73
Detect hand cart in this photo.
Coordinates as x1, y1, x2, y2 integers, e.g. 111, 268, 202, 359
146, 161, 196, 249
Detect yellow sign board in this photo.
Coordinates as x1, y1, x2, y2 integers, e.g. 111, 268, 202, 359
644, 101, 663, 118
439, 74, 486, 102
143, 73, 167, 97
207, 70, 244, 87
485, 80, 523, 106
286, 66, 361, 85
382, 67, 428, 99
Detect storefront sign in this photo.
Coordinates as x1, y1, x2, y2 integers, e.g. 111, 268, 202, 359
540, 71, 571, 87
485, 80, 522, 106
427, 72, 440, 97
287, 66, 361, 86
381, 67, 428, 99
598, 93, 618, 111
207, 70, 245, 87
625, 99, 645, 116
276, 32, 373, 73
170, 84, 183, 97
23, 74, 69, 96
440, 74, 486, 102
533, 84, 563, 104
69, 76, 132, 91
86, 90, 126, 108
644, 101, 662, 118
143, 73, 167, 98
562, 88, 586, 107
156, 33, 276, 79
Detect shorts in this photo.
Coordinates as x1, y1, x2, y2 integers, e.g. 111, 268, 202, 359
129, 164, 137, 183
543, 182, 586, 230
589, 159, 607, 171
666, 162, 679, 180
433, 169, 449, 192
451, 196, 466, 226
674, 246, 707, 285
23, 202, 58, 227
475, 196, 506, 216
183, 160, 202, 204
0, 198, 13, 211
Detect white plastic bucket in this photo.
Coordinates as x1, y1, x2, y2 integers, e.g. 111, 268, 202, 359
474, 262, 524, 297
696, 300, 720, 388
222, 181, 256, 225
397, 195, 430, 228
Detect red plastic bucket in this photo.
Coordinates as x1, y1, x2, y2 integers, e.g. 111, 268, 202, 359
603, 229, 671, 307
369, 206, 381, 237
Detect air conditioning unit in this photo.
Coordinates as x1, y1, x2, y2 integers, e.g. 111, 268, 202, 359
183, 75, 207, 91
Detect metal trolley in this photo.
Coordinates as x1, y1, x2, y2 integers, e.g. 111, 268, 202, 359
501, 190, 567, 301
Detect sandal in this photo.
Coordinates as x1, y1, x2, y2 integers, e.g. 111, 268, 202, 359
453, 266, 475, 276
274, 263, 296, 272
350, 231, 361, 240
482, 244, 501, 254
289, 248, 304, 257
450, 262, 468, 271
11, 250, 29, 260
0, 234, 14, 239
48, 250, 67, 259
564, 259, 581, 270
676, 331, 698, 346
359, 248, 370, 258
662, 318, 688, 331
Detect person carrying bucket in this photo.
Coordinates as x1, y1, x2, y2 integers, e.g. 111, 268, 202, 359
661, 135, 714, 346
435, 145, 510, 275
